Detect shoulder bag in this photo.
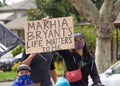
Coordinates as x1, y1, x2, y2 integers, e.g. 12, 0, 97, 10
64, 65, 82, 83
64, 50, 83, 83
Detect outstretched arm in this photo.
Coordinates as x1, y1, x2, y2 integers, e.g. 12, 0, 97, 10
21, 50, 37, 66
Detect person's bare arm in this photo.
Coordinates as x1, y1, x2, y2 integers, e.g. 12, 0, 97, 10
50, 69, 57, 84
22, 53, 37, 66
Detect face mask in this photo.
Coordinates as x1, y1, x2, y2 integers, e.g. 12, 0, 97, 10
19, 74, 30, 81
75, 41, 85, 49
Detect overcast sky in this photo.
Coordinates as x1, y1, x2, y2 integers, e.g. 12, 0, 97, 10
0, 0, 24, 5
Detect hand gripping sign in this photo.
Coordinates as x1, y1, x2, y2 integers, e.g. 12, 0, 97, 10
24, 16, 75, 54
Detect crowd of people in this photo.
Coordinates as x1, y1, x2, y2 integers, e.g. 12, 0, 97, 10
11, 32, 103, 86
9, 16, 104, 86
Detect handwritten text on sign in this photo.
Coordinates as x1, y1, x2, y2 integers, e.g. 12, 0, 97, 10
24, 16, 74, 54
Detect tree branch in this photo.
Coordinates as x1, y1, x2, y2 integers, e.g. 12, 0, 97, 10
100, 0, 114, 22
68, 0, 99, 24
113, 0, 120, 18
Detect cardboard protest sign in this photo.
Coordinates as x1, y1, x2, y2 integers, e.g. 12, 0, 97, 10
24, 16, 75, 54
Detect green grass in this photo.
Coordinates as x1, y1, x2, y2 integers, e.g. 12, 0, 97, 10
0, 71, 16, 81
0, 61, 65, 81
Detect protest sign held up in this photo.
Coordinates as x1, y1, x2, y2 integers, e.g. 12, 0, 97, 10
24, 16, 75, 54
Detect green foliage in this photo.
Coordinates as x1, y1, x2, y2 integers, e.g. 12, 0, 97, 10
53, 52, 64, 75
91, 0, 118, 10
11, 44, 24, 57
54, 61, 64, 76
114, 29, 120, 43
91, 0, 104, 10
0, 1, 7, 7
27, 0, 80, 21
27, 9, 47, 21
114, 29, 120, 60
11, 62, 21, 72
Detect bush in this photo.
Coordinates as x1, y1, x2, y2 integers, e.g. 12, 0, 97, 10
11, 44, 24, 57
11, 62, 21, 72
55, 61, 64, 76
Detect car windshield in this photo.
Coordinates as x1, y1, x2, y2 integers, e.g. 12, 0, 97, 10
112, 62, 120, 74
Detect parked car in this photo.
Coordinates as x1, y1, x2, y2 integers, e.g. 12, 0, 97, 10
0, 58, 13, 71
89, 61, 120, 86
12, 53, 23, 63
0, 53, 23, 71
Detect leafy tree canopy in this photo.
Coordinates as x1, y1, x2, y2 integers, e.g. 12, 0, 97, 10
0, 1, 7, 7
27, 0, 81, 21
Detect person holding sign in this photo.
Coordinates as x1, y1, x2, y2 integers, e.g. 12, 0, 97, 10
21, 50, 57, 86
21, 17, 57, 86
55, 32, 102, 86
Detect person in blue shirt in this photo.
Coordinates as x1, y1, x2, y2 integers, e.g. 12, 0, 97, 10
11, 64, 33, 86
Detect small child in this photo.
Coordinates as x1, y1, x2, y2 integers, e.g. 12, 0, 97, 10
11, 64, 33, 86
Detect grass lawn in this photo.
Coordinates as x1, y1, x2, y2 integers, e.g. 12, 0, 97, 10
0, 61, 64, 82
0, 71, 16, 81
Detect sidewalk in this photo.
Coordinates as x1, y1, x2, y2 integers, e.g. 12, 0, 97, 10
0, 81, 12, 86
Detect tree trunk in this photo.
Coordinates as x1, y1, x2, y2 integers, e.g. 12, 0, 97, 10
68, 0, 120, 73
95, 37, 111, 73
